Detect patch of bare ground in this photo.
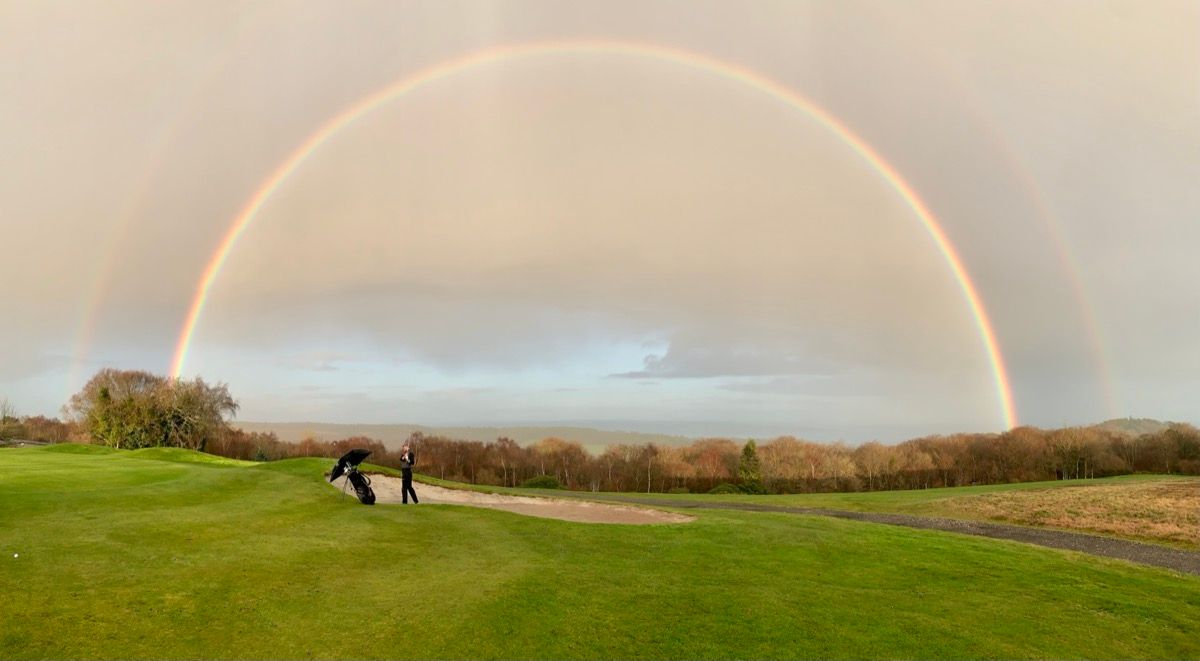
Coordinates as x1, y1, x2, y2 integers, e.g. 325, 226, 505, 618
937, 479, 1200, 548
331, 475, 694, 525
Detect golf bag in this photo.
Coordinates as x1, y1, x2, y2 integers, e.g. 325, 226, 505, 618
347, 469, 376, 505
329, 448, 375, 505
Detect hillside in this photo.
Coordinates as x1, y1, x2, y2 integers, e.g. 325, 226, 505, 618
234, 421, 691, 450
1092, 418, 1173, 436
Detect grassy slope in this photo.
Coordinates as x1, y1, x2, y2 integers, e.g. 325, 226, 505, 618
492, 474, 1186, 509
534, 475, 1199, 548
1, 447, 1198, 660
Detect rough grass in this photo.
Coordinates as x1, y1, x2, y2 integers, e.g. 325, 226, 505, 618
540, 474, 1199, 548
933, 479, 1200, 548
2, 447, 1199, 659
529, 474, 1185, 509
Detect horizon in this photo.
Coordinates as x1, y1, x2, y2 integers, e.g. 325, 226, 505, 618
3, 2, 1197, 441
231, 415, 1176, 446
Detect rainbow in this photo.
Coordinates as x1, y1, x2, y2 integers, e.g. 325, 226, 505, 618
169, 39, 1019, 429
992, 144, 1120, 418
896, 31, 1120, 419
65, 5, 276, 402
998, 148, 1120, 418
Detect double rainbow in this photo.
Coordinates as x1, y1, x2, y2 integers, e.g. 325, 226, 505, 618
168, 39, 1018, 429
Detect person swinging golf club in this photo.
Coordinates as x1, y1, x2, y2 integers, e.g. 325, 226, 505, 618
400, 443, 419, 504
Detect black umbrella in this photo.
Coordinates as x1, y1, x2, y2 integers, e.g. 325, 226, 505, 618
328, 448, 372, 483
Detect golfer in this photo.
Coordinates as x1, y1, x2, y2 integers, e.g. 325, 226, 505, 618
400, 444, 419, 504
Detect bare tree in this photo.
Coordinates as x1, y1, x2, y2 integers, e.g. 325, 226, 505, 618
0, 397, 20, 441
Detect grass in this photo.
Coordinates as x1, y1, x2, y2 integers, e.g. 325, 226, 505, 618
498, 474, 1200, 547
495, 473, 1185, 508
933, 479, 1200, 548
2, 446, 1199, 659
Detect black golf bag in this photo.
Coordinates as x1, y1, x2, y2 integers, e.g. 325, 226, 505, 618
330, 448, 376, 505
347, 469, 376, 505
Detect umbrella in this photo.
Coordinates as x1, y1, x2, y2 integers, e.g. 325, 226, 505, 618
328, 448, 372, 483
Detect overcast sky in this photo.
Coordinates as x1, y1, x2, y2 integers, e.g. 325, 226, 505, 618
2, 1, 1196, 441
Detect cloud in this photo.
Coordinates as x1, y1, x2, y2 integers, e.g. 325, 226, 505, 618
4, 2, 1198, 433
276, 351, 365, 372
611, 332, 832, 379
718, 377, 828, 395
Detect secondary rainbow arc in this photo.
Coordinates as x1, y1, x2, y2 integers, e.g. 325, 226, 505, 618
169, 39, 1019, 429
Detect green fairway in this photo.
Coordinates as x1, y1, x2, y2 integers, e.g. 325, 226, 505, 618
2, 446, 1198, 659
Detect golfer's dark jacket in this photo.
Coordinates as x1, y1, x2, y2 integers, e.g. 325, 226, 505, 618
400, 451, 415, 475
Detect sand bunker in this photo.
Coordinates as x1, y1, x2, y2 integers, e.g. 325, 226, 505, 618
330, 475, 693, 525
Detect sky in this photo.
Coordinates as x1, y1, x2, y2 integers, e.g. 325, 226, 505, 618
1, 1, 1197, 442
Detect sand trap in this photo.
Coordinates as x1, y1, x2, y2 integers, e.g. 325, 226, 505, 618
330, 474, 693, 525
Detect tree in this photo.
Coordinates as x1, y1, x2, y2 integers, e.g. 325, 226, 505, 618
600, 444, 636, 492
634, 444, 661, 494
1047, 427, 1087, 479
65, 368, 238, 450
155, 376, 238, 450
658, 445, 695, 491
824, 451, 859, 491
738, 439, 764, 493
530, 437, 589, 489
20, 416, 69, 443
1165, 424, 1200, 466
687, 438, 738, 490
494, 437, 522, 487
759, 437, 805, 485
0, 397, 24, 441
897, 444, 935, 489
854, 441, 890, 490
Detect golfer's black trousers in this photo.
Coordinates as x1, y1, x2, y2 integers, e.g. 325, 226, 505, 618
402, 472, 419, 504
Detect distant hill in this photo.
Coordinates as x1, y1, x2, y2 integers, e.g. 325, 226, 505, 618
233, 421, 692, 452
1091, 418, 1173, 436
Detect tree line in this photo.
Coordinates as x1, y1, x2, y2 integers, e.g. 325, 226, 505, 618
283, 423, 1199, 493
5, 369, 1200, 493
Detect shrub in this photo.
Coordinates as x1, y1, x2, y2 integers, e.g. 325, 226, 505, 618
738, 481, 768, 495
520, 475, 562, 489
667, 486, 690, 494
708, 482, 740, 494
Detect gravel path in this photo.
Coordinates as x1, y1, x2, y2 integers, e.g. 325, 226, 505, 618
571, 495, 1200, 576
